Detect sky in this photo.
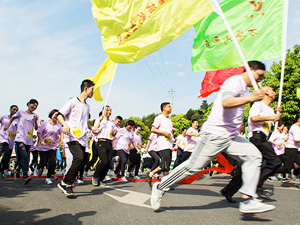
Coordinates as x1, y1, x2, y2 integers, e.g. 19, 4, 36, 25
0, 0, 299, 121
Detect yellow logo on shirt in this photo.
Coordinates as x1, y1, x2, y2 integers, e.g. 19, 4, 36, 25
44, 138, 52, 145
262, 121, 269, 132
8, 132, 15, 139
164, 136, 171, 141
72, 127, 82, 138
138, 143, 141, 148
128, 143, 131, 148
110, 131, 113, 138
183, 142, 186, 146
193, 133, 198, 138
28, 130, 33, 138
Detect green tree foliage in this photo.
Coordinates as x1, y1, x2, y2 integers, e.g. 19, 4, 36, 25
170, 114, 191, 138
121, 117, 150, 144
185, 100, 212, 128
142, 113, 158, 127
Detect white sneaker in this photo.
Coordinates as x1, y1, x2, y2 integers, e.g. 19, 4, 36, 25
130, 172, 135, 177
83, 171, 88, 179
45, 178, 53, 185
134, 176, 141, 180
121, 176, 128, 182
239, 199, 275, 213
111, 173, 118, 179
291, 169, 297, 180
270, 176, 278, 181
151, 182, 164, 211
103, 175, 111, 181
77, 179, 84, 184
33, 168, 39, 177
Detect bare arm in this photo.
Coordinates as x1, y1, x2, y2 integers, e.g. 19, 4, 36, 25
57, 114, 70, 135
251, 114, 281, 122
145, 140, 151, 152
151, 126, 170, 138
37, 132, 45, 146
222, 89, 264, 108
4, 117, 15, 131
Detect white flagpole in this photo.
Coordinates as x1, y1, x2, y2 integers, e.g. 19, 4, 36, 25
104, 64, 118, 107
275, 0, 289, 131
209, 0, 259, 90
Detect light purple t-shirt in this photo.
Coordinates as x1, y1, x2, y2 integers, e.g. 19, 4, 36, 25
269, 130, 287, 155
185, 127, 200, 152
248, 102, 274, 138
0, 115, 18, 149
132, 133, 142, 151
94, 119, 115, 140
59, 98, 90, 147
201, 75, 248, 139
13, 110, 39, 146
37, 120, 62, 151
112, 126, 120, 150
152, 114, 173, 151
115, 128, 134, 154
176, 134, 187, 150
285, 124, 300, 149
148, 133, 158, 152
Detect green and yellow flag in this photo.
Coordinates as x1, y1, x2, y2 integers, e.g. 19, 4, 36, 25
91, 0, 213, 63
192, 0, 284, 71
87, 57, 117, 101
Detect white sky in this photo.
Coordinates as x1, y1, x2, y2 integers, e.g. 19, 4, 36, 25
0, 0, 299, 121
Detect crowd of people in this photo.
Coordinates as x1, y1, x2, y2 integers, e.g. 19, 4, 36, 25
0, 60, 299, 214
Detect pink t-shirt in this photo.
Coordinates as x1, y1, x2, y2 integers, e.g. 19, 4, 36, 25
201, 75, 247, 139
115, 128, 134, 154
30, 141, 38, 152
0, 115, 18, 149
112, 126, 120, 150
176, 134, 187, 150
248, 102, 274, 138
148, 133, 158, 152
185, 127, 199, 152
152, 114, 173, 151
285, 124, 300, 149
59, 98, 90, 147
13, 110, 39, 146
132, 133, 142, 151
94, 119, 116, 140
37, 120, 62, 151
269, 130, 286, 155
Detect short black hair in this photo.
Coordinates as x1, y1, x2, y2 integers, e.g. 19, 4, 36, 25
160, 102, 170, 112
192, 119, 198, 124
27, 99, 38, 106
134, 125, 142, 130
49, 109, 59, 119
125, 120, 135, 127
181, 127, 187, 132
10, 105, 18, 109
99, 111, 103, 117
243, 60, 266, 72
115, 116, 123, 121
81, 79, 95, 93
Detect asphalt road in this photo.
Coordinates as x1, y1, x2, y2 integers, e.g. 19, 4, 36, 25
0, 172, 299, 225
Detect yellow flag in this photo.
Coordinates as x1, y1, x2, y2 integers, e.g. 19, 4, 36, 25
91, 0, 213, 63
87, 57, 117, 101
297, 87, 300, 99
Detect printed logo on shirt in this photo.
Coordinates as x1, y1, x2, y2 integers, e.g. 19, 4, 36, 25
193, 133, 198, 138
28, 130, 33, 138
262, 121, 269, 132
164, 136, 171, 141
128, 143, 131, 148
110, 131, 113, 138
137, 142, 141, 148
183, 142, 186, 146
72, 127, 82, 138
44, 138, 52, 145
8, 132, 15, 139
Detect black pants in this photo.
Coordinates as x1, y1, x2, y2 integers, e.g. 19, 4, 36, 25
63, 141, 85, 185
38, 150, 56, 178
85, 142, 98, 172
29, 150, 39, 170
114, 150, 129, 176
0, 142, 12, 172
79, 152, 90, 180
15, 142, 31, 178
276, 148, 300, 173
128, 149, 141, 176
177, 152, 191, 166
173, 148, 184, 168
93, 140, 113, 181
158, 149, 172, 172
148, 151, 160, 171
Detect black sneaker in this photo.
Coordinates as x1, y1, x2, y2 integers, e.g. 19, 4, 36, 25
24, 176, 32, 184
57, 182, 74, 196
220, 189, 237, 203
257, 187, 271, 199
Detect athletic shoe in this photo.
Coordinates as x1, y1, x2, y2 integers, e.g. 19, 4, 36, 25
121, 176, 128, 182
45, 178, 53, 185
57, 181, 74, 196
92, 177, 99, 186
257, 187, 271, 199
134, 176, 141, 180
103, 175, 111, 181
10, 169, 15, 177
151, 182, 164, 211
269, 176, 278, 181
83, 171, 88, 179
291, 169, 297, 181
77, 179, 84, 184
33, 168, 39, 177
3, 170, 9, 178
220, 189, 237, 203
24, 176, 31, 185
239, 199, 275, 213
281, 177, 290, 183
100, 181, 107, 186
52, 175, 58, 180
111, 173, 118, 179
130, 172, 135, 177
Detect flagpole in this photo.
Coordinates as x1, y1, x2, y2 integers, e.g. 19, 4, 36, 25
104, 64, 118, 107
275, 0, 289, 130
209, 0, 258, 90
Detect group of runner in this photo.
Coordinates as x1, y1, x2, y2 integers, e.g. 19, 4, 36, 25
1, 60, 300, 215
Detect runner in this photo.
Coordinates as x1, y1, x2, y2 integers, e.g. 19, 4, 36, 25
173, 128, 187, 168
145, 132, 160, 187
128, 125, 143, 179
150, 61, 276, 213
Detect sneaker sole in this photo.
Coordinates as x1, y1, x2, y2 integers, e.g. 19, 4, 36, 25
57, 183, 74, 196
239, 205, 275, 214
24, 177, 31, 184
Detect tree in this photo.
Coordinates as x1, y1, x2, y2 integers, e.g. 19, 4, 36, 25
142, 113, 158, 127
170, 114, 191, 138
121, 117, 150, 143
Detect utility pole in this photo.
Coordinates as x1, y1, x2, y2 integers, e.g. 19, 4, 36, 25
169, 89, 175, 114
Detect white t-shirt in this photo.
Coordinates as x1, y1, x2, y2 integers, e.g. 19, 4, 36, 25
185, 127, 200, 152
285, 124, 300, 149
115, 128, 134, 154
248, 101, 274, 138
201, 75, 247, 139
176, 134, 187, 150
94, 119, 116, 140
148, 133, 158, 152
269, 130, 286, 156
152, 114, 173, 151
59, 98, 90, 147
